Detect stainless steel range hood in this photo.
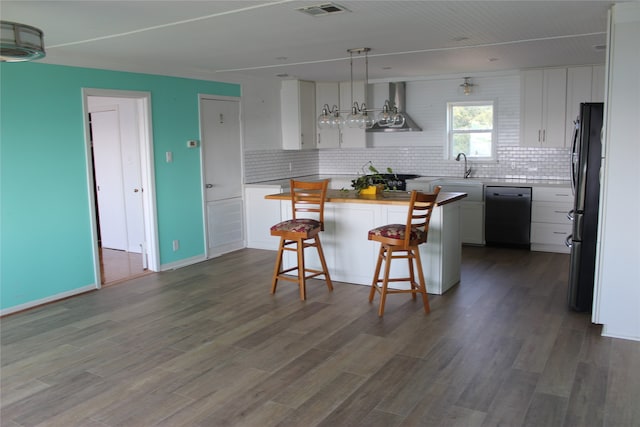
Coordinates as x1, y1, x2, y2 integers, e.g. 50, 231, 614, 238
367, 82, 422, 132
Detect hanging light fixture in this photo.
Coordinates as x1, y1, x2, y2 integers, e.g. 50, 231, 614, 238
460, 77, 475, 95
1, 21, 46, 62
317, 47, 404, 130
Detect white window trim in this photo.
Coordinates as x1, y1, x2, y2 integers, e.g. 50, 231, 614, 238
447, 100, 497, 161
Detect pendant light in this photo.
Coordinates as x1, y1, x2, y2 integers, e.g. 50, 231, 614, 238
317, 47, 400, 130
460, 77, 475, 95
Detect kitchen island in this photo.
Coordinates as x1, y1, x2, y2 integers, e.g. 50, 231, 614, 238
265, 190, 466, 294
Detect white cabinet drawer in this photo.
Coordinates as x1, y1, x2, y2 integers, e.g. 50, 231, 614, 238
532, 201, 572, 224
532, 186, 573, 203
531, 222, 572, 245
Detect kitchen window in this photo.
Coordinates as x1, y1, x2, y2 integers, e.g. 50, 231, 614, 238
447, 101, 495, 160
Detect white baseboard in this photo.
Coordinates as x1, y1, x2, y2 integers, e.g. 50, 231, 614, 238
602, 325, 640, 342
160, 254, 207, 271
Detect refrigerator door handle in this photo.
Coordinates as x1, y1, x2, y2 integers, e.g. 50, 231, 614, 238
565, 234, 573, 248
567, 209, 574, 221
570, 118, 580, 196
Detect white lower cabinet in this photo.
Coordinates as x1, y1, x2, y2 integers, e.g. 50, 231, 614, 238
244, 185, 285, 250
460, 201, 485, 245
530, 186, 573, 253
279, 200, 462, 295
409, 179, 485, 246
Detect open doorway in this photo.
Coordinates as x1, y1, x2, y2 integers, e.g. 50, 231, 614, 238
83, 89, 159, 287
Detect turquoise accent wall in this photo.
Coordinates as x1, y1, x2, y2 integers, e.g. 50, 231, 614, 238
0, 62, 240, 311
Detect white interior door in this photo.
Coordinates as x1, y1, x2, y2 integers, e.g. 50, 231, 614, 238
91, 109, 128, 251
200, 97, 244, 258
202, 98, 242, 200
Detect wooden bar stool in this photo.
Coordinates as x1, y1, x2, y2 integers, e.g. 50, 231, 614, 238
270, 179, 333, 300
367, 187, 441, 316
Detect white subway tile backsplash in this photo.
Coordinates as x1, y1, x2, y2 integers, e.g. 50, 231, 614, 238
245, 145, 570, 182
244, 150, 319, 182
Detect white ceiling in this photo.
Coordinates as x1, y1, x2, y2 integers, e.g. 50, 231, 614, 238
2, 1, 615, 82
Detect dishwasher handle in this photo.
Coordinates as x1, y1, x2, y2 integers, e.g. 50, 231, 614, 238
489, 192, 528, 198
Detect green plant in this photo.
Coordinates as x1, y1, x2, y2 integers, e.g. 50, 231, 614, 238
351, 161, 396, 193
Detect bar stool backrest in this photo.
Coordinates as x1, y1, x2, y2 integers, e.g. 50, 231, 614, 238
403, 186, 441, 248
290, 179, 329, 230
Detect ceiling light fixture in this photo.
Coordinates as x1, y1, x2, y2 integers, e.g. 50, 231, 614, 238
460, 77, 475, 95
317, 48, 405, 130
1, 21, 46, 62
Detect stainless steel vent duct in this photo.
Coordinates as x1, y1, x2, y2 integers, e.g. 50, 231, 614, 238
367, 82, 422, 132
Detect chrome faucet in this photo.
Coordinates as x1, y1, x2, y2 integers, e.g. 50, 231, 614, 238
455, 152, 472, 178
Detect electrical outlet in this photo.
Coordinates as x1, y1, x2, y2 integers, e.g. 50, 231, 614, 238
172, 240, 179, 251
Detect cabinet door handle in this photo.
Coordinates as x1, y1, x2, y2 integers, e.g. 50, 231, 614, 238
317, 133, 321, 145
538, 130, 541, 142
542, 129, 546, 142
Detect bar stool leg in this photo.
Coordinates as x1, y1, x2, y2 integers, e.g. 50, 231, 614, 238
378, 246, 394, 317
296, 238, 306, 300
413, 246, 430, 314
407, 249, 417, 301
315, 236, 333, 291
271, 237, 286, 294
369, 245, 385, 303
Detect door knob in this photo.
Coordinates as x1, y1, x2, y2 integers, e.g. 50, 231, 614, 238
206, 184, 213, 188
134, 188, 139, 193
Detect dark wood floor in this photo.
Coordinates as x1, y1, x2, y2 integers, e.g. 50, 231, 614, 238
2, 246, 639, 426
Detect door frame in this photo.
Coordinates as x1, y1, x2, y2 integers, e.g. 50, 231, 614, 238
82, 88, 160, 287
198, 94, 244, 258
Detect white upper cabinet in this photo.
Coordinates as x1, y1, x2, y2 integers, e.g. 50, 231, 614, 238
521, 68, 567, 147
565, 65, 606, 146
315, 82, 341, 149
339, 80, 367, 148
281, 80, 316, 150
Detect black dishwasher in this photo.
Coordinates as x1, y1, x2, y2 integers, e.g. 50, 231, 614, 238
484, 186, 532, 249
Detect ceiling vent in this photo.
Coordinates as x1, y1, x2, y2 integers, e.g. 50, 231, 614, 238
297, 3, 350, 17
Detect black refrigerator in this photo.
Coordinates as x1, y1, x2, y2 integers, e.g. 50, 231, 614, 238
567, 102, 604, 312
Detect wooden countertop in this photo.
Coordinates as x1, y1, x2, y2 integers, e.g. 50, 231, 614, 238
265, 190, 467, 206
